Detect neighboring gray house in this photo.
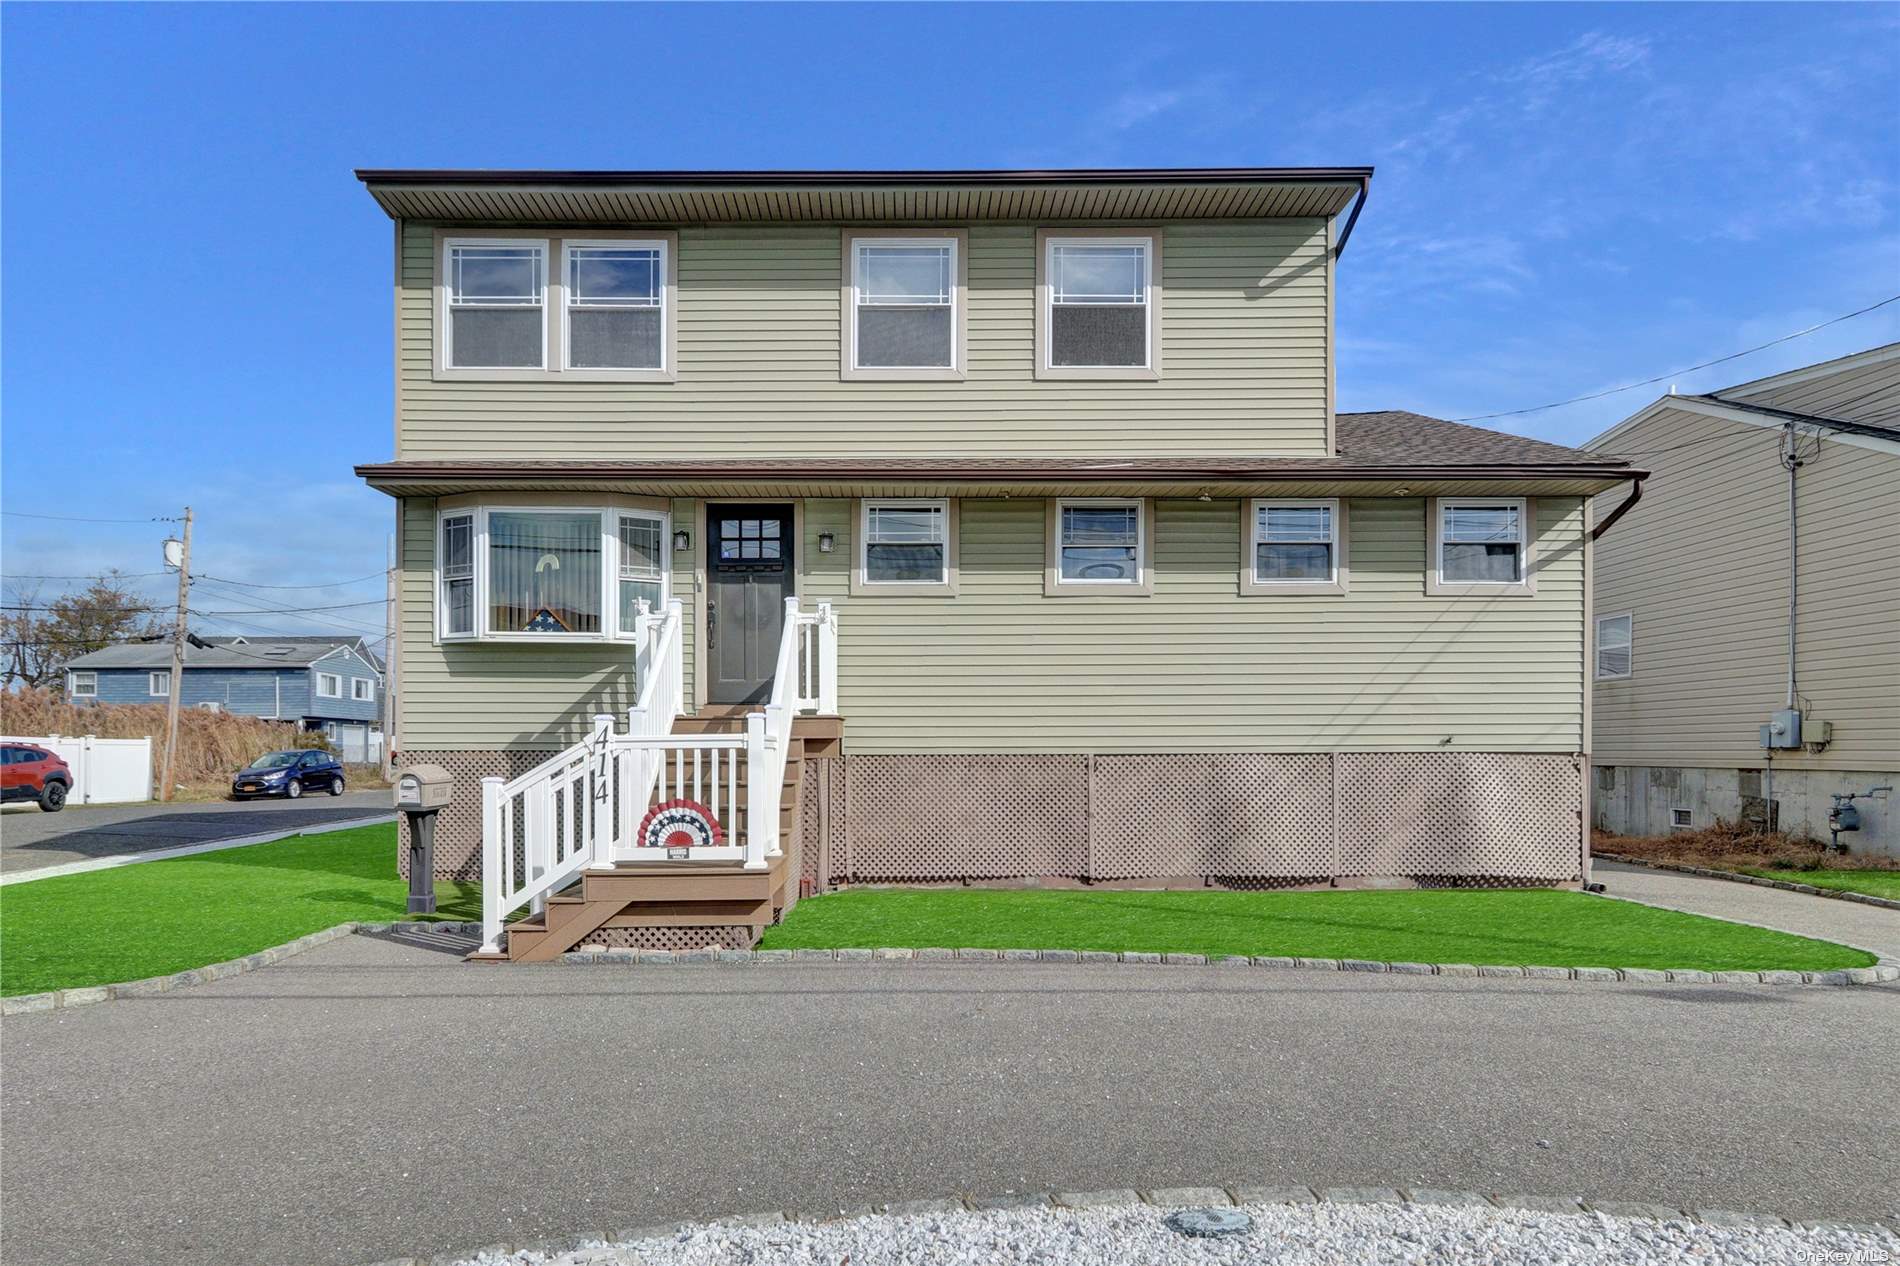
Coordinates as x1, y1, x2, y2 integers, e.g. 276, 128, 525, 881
1585, 343, 1900, 855
63, 636, 386, 759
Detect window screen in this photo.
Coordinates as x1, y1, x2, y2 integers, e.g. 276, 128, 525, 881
441, 514, 475, 637
568, 245, 664, 370
1049, 242, 1149, 368
488, 512, 601, 635
1441, 503, 1524, 583
448, 244, 544, 368
1059, 502, 1140, 583
1255, 502, 1336, 582
855, 243, 954, 368
863, 502, 947, 583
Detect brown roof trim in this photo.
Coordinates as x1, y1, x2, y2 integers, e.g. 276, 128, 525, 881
355, 166, 1374, 189
355, 458, 1640, 484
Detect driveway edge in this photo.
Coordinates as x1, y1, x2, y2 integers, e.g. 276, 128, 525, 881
0, 813, 399, 886
361, 1182, 1899, 1265
1595, 851, 1900, 912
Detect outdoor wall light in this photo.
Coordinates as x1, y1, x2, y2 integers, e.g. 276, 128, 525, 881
817, 531, 837, 554
673, 529, 692, 552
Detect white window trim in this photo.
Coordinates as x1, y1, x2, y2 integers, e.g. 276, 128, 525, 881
1595, 611, 1634, 681
148, 671, 170, 697
438, 512, 476, 643
1034, 228, 1162, 381
434, 230, 677, 384
316, 672, 343, 699
440, 237, 549, 375
434, 500, 671, 646
840, 229, 968, 381
852, 499, 958, 597
1046, 497, 1153, 597
1426, 496, 1536, 597
351, 677, 375, 702
1242, 498, 1349, 596
69, 670, 98, 697
561, 237, 676, 381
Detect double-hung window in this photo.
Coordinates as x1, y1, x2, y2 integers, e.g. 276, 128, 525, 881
149, 671, 170, 697
1595, 613, 1633, 680
440, 514, 475, 640
1049, 498, 1149, 594
1245, 499, 1347, 595
316, 672, 342, 699
565, 240, 667, 372
445, 241, 546, 369
351, 677, 376, 702
1038, 231, 1160, 378
844, 232, 963, 378
1430, 497, 1534, 595
69, 670, 97, 698
437, 504, 670, 644
856, 500, 954, 594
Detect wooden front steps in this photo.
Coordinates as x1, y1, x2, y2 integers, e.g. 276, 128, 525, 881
475, 711, 837, 963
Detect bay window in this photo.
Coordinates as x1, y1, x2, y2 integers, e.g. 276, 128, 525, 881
436, 503, 670, 643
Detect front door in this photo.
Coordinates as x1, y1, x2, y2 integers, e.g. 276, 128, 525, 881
707, 504, 795, 705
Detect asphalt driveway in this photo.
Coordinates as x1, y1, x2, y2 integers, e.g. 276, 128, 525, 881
0, 790, 392, 875
2, 934, 1895, 1266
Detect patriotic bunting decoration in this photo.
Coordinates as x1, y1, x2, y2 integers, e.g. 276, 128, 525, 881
637, 799, 725, 852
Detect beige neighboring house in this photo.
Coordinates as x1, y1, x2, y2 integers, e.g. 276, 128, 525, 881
350, 167, 1646, 960
1585, 343, 1900, 855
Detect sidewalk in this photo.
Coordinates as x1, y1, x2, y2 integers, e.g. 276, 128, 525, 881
1595, 861, 1900, 960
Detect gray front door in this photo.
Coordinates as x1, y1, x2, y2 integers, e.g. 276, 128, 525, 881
707, 504, 795, 705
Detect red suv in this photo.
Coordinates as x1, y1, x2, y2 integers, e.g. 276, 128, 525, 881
1, 743, 73, 812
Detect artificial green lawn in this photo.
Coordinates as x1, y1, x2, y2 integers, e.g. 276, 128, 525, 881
1740, 868, 1900, 902
0, 823, 476, 996
759, 886, 1876, 972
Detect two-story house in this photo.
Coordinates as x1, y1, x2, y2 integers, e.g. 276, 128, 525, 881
352, 167, 1643, 960
64, 636, 384, 760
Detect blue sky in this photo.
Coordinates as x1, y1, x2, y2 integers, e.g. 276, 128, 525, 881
3, 2, 1896, 652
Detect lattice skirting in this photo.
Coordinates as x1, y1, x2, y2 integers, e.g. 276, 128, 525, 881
403, 750, 1583, 889
823, 752, 1583, 887
582, 925, 763, 952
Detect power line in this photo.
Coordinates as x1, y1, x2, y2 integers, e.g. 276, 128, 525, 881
1, 572, 170, 582
196, 570, 388, 591
196, 598, 389, 616
1450, 294, 1900, 423
2, 510, 182, 524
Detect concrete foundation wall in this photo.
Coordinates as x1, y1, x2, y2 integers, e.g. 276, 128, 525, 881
1592, 763, 1898, 857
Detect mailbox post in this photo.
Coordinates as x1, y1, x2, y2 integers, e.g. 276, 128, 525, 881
395, 765, 453, 915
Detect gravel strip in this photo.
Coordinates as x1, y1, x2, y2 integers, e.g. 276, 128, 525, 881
445, 1198, 1900, 1266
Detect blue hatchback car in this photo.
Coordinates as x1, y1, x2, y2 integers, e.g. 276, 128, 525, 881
232, 749, 347, 800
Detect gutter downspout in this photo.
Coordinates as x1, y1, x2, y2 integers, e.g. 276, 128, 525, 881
1780, 423, 1801, 711
1589, 478, 1644, 540
1332, 176, 1371, 259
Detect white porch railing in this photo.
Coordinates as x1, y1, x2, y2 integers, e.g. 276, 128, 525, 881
478, 597, 837, 954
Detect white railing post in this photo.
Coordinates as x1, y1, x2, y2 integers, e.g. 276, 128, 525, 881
817, 601, 839, 715
744, 712, 769, 870
623, 704, 648, 856
764, 704, 787, 858
667, 598, 685, 718
632, 598, 654, 697
589, 713, 614, 864
527, 779, 551, 916
480, 776, 505, 953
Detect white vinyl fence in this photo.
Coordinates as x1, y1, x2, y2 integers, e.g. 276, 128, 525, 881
1, 734, 153, 804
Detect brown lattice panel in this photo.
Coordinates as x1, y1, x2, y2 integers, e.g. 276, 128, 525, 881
1336, 752, 1581, 881
582, 925, 762, 951
395, 749, 548, 882
844, 755, 1090, 880
1089, 754, 1333, 879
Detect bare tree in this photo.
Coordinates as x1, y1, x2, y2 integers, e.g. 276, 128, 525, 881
1, 571, 163, 691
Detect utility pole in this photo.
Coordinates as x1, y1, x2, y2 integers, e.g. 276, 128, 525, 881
158, 507, 193, 802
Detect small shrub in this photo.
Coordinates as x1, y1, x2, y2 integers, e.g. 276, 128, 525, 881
1594, 818, 1900, 874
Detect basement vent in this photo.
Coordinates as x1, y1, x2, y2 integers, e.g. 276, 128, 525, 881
1670, 808, 1693, 829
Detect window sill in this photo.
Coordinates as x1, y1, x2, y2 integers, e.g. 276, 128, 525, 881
840, 366, 967, 383
1424, 577, 1537, 598
1239, 578, 1349, 597
1042, 579, 1155, 598
848, 576, 958, 598
432, 366, 677, 384
1033, 364, 1161, 382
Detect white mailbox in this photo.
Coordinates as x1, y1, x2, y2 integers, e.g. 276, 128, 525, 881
395, 764, 453, 811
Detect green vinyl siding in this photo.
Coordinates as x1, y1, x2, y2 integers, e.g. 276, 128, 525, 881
396, 221, 1331, 460
397, 495, 1585, 754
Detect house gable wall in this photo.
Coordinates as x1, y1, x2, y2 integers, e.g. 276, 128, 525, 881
305, 647, 384, 723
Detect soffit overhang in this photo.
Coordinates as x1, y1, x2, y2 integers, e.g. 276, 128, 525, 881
355, 167, 1370, 225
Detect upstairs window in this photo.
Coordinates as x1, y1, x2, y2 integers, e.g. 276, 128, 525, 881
861, 501, 949, 585
351, 677, 376, 702
565, 241, 666, 371
844, 233, 964, 379
1596, 613, 1633, 680
1049, 498, 1149, 594
70, 670, 97, 698
445, 241, 546, 369
1040, 233, 1159, 377
316, 672, 342, 698
1430, 497, 1533, 595
440, 513, 475, 640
